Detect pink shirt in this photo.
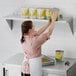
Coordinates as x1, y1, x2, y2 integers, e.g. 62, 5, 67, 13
21, 32, 50, 74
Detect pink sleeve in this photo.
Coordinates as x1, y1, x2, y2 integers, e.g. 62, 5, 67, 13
36, 32, 50, 45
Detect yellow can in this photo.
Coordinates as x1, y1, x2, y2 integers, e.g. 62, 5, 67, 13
37, 8, 46, 19
55, 50, 64, 62
46, 9, 52, 19
21, 8, 29, 18
29, 8, 37, 19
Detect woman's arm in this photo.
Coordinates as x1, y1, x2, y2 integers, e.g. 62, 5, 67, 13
48, 21, 54, 35
35, 12, 58, 47
48, 12, 58, 35
37, 12, 58, 36
37, 20, 51, 35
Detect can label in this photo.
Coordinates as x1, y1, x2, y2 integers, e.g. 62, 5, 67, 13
55, 50, 64, 62
21, 8, 29, 18
46, 9, 52, 19
37, 9, 46, 19
29, 8, 37, 19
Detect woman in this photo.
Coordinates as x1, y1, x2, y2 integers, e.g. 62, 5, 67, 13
21, 12, 57, 76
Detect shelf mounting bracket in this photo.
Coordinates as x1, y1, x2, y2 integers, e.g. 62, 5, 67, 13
6, 19, 13, 30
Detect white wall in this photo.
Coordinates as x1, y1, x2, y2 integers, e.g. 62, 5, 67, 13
0, 0, 76, 62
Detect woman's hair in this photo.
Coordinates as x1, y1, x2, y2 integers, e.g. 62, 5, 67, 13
21, 20, 33, 43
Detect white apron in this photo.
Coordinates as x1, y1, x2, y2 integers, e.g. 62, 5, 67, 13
29, 56, 42, 76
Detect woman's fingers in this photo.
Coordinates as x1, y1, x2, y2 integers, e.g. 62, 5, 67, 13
48, 12, 58, 24
52, 12, 58, 21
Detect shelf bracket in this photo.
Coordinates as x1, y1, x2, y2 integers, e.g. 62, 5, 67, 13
6, 19, 13, 30
69, 19, 73, 34
60, 17, 74, 34
3, 67, 5, 76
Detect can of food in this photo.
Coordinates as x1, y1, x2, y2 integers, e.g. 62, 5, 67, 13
55, 50, 64, 62
21, 8, 29, 18
37, 8, 46, 19
29, 8, 37, 19
46, 9, 52, 19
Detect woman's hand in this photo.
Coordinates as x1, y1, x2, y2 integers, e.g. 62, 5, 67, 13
51, 12, 58, 22
48, 12, 58, 25
48, 19, 52, 25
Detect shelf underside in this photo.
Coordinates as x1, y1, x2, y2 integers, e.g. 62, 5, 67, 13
3, 14, 73, 35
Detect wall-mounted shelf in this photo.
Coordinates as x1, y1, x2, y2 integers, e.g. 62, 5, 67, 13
3, 14, 51, 30
3, 14, 73, 34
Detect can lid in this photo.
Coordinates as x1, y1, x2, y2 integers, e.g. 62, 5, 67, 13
56, 50, 64, 52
